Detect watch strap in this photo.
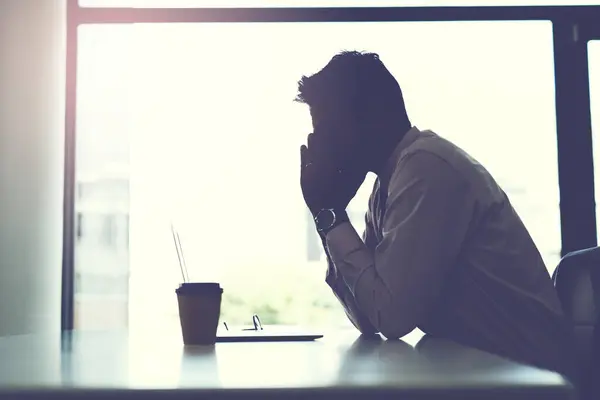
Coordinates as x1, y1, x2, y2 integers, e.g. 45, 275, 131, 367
315, 208, 349, 235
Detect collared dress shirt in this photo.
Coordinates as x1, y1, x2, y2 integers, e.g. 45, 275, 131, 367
324, 127, 576, 379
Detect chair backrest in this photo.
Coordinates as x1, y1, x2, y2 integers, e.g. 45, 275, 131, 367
553, 247, 600, 397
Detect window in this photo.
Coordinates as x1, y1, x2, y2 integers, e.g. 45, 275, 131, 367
102, 215, 116, 247
590, 41, 600, 244
79, 0, 600, 8
75, 21, 560, 336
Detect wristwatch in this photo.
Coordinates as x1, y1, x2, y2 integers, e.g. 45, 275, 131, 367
314, 208, 349, 234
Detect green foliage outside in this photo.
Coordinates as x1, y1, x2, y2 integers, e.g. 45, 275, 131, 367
218, 263, 350, 329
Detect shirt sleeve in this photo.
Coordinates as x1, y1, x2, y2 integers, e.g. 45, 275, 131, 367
325, 151, 473, 339
324, 212, 378, 335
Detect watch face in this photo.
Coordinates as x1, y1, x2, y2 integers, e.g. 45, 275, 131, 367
316, 209, 335, 231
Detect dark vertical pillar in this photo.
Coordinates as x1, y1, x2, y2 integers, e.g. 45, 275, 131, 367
553, 21, 597, 256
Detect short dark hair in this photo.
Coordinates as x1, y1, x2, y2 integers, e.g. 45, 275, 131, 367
295, 50, 409, 124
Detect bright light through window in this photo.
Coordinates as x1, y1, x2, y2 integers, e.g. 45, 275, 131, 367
74, 21, 560, 336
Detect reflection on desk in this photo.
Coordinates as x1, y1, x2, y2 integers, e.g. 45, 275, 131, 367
0, 330, 574, 399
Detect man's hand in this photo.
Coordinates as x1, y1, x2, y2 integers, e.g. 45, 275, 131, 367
300, 132, 367, 216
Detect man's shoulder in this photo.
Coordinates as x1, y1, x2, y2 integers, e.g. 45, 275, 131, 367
390, 129, 506, 203
393, 130, 479, 178
403, 130, 477, 165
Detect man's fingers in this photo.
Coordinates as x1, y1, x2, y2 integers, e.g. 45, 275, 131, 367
300, 145, 308, 167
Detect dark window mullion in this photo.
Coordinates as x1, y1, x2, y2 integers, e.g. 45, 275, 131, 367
553, 21, 597, 256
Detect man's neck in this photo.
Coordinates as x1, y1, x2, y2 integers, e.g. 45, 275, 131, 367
369, 126, 410, 176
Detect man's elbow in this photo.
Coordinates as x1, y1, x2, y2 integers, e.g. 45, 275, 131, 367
356, 324, 378, 337
378, 325, 415, 340
375, 310, 417, 340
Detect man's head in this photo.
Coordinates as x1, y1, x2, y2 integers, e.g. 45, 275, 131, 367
295, 51, 411, 172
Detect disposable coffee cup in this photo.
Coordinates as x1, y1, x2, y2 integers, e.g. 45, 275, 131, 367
176, 282, 223, 345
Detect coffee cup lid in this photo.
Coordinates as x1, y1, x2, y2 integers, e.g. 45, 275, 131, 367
176, 282, 223, 295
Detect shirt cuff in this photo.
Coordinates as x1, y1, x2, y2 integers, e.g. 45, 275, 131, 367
325, 222, 373, 293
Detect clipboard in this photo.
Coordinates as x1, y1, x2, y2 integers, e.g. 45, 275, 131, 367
217, 315, 323, 342
216, 328, 323, 343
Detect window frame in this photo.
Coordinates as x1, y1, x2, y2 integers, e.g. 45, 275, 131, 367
61, 0, 600, 330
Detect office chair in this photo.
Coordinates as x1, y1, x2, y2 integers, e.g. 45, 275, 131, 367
553, 247, 600, 399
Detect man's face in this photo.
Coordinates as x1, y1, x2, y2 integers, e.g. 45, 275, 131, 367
309, 104, 366, 170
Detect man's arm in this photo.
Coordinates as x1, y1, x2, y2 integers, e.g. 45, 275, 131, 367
321, 227, 377, 335
325, 151, 473, 339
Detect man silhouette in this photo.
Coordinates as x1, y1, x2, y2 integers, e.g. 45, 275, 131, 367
298, 51, 575, 379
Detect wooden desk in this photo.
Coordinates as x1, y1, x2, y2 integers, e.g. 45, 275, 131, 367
0, 330, 574, 399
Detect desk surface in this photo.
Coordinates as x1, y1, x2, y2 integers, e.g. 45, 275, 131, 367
0, 330, 574, 399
